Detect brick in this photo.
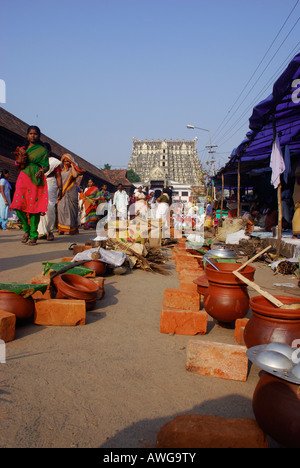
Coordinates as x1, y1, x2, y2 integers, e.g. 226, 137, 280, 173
34, 299, 86, 326
186, 339, 249, 381
175, 256, 199, 266
176, 263, 200, 273
178, 268, 204, 280
156, 414, 268, 448
160, 307, 207, 335
31, 274, 51, 284
30, 275, 52, 299
235, 318, 249, 346
0, 309, 16, 342
163, 289, 200, 311
179, 280, 198, 293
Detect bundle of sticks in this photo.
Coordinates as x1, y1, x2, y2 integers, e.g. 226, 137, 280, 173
106, 238, 170, 275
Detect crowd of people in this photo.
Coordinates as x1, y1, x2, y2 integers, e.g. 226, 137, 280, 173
1, 125, 299, 243
0, 125, 176, 245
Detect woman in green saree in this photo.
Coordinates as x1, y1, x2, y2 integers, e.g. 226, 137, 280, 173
10, 126, 49, 246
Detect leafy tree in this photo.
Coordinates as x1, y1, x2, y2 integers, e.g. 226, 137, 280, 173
127, 169, 141, 182
102, 163, 111, 170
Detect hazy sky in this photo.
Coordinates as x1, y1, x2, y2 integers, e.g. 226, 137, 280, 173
1, 0, 299, 171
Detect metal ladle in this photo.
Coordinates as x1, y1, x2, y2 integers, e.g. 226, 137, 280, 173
204, 255, 220, 271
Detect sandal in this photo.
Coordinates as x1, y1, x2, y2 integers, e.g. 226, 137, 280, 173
47, 233, 54, 241
27, 238, 37, 246
21, 233, 29, 243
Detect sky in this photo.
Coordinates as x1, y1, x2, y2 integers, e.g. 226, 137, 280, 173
1, 0, 300, 173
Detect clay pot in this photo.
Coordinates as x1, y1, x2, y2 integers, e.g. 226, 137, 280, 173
204, 263, 255, 323
53, 274, 100, 310
83, 260, 106, 276
252, 372, 300, 448
0, 290, 34, 320
244, 296, 300, 349
193, 275, 209, 296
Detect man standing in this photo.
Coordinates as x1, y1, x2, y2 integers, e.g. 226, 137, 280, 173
113, 184, 128, 220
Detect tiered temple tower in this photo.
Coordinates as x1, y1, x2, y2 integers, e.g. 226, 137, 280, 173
127, 137, 203, 187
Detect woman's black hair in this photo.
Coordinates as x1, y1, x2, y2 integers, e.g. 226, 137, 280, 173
0, 169, 9, 179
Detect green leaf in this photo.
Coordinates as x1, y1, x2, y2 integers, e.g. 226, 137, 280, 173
0, 283, 47, 296
42, 262, 93, 277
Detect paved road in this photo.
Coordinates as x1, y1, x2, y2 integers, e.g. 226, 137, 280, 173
0, 228, 282, 448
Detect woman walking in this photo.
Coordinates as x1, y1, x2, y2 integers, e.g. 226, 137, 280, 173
82, 178, 102, 229
37, 143, 62, 241
10, 126, 49, 245
57, 153, 84, 235
0, 169, 12, 230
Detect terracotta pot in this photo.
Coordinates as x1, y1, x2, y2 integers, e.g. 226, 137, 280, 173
204, 263, 255, 323
0, 290, 34, 320
53, 273, 100, 304
244, 296, 300, 349
252, 372, 300, 448
193, 275, 209, 296
83, 260, 106, 276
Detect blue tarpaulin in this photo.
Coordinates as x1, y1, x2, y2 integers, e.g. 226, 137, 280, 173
215, 53, 300, 183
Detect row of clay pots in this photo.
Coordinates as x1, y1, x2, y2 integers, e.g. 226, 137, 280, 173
0, 264, 106, 319
191, 257, 300, 447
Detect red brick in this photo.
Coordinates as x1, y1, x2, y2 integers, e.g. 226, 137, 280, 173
31, 274, 51, 284
179, 280, 198, 293
156, 414, 268, 448
160, 307, 207, 335
186, 339, 249, 381
163, 289, 200, 311
235, 318, 249, 346
178, 268, 204, 280
34, 299, 86, 326
0, 309, 16, 342
30, 275, 52, 299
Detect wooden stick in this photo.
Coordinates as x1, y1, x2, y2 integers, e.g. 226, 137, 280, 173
235, 245, 272, 273
276, 182, 282, 258
233, 270, 284, 307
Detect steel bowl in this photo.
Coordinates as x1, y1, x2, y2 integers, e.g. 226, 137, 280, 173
264, 342, 294, 360
206, 248, 237, 259
256, 350, 293, 371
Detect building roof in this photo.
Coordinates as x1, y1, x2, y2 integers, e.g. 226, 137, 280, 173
100, 169, 133, 187
0, 107, 113, 188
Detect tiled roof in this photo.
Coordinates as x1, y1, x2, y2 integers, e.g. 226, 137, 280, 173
101, 169, 133, 187
0, 107, 113, 187
0, 155, 19, 184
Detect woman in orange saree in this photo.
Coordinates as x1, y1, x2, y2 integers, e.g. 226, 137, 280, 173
82, 178, 103, 229
57, 154, 84, 235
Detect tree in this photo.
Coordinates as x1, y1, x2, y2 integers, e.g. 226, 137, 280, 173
102, 163, 111, 170
126, 169, 141, 183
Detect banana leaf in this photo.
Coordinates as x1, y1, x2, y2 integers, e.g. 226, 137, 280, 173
42, 261, 93, 277
0, 283, 47, 298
